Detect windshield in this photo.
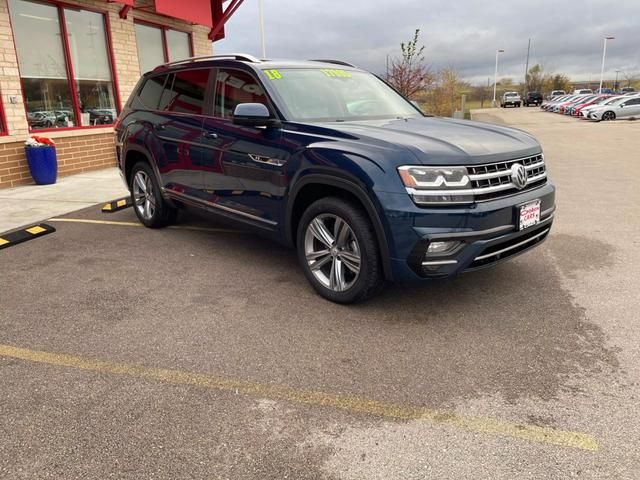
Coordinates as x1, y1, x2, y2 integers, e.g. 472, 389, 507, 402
262, 68, 420, 122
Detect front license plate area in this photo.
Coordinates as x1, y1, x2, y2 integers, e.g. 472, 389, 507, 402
519, 200, 541, 230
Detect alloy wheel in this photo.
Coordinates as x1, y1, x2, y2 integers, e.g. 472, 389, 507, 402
602, 111, 615, 121
132, 170, 156, 220
304, 214, 361, 292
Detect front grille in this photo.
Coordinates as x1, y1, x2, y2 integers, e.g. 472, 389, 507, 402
466, 225, 550, 270
467, 154, 547, 201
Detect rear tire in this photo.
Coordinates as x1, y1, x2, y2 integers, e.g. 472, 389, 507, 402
129, 161, 177, 228
297, 197, 383, 304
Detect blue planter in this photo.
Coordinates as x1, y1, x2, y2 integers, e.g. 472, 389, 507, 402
25, 146, 57, 185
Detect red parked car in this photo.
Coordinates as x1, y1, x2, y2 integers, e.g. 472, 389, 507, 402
572, 95, 614, 117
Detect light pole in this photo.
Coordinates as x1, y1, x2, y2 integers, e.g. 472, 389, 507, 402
492, 49, 504, 107
258, 0, 266, 58
598, 36, 614, 93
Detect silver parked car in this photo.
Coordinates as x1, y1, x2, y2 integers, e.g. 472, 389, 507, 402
586, 94, 640, 121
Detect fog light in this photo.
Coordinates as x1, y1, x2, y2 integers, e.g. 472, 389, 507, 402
427, 240, 460, 255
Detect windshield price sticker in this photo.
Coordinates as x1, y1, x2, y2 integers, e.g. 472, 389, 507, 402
320, 69, 352, 78
263, 69, 283, 80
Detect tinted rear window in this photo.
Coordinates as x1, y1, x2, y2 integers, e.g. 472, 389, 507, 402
158, 69, 210, 114
133, 74, 167, 110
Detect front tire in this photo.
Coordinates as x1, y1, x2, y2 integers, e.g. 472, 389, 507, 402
601, 111, 616, 121
297, 197, 383, 303
129, 161, 177, 228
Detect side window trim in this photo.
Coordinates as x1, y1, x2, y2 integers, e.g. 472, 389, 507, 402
158, 73, 175, 111
203, 67, 217, 117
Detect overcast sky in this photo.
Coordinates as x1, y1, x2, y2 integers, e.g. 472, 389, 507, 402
216, 0, 640, 85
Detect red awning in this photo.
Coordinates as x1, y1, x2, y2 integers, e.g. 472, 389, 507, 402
154, 0, 213, 28
106, 0, 240, 41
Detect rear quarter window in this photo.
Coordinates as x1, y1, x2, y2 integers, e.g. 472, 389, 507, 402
132, 74, 168, 110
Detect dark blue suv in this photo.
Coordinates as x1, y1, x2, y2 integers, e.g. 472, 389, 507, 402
116, 54, 555, 303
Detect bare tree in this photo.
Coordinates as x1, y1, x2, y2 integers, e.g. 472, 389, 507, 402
622, 70, 639, 88
425, 67, 469, 117
526, 64, 545, 92
543, 74, 571, 94
386, 29, 434, 99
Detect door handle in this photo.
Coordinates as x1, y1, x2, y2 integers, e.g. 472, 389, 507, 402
202, 131, 218, 139
248, 154, 286, 167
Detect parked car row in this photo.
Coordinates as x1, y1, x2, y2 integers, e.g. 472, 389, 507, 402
540, 91, 640, 121
544, 87, 635, 99
500, 91, 544, 107
26, 108, 116, 129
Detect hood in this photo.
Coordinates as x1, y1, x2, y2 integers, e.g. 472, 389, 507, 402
317, 116, 541, 165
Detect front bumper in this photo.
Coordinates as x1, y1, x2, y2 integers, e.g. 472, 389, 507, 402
376, 182, 556, 282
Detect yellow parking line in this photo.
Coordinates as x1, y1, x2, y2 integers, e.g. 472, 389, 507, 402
49, 218, 141, 227
48, 218, 240, 234
0, 344, 598, 451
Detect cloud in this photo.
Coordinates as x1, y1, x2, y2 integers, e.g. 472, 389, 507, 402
215, 0, 640, 85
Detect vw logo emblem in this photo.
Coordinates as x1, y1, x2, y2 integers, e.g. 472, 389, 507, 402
510, 163, 528, 190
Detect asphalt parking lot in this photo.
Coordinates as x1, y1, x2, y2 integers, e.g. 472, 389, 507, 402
1, 107, 639, 479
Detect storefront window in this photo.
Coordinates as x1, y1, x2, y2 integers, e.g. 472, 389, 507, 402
135, 23, 165, 75
10, 0, 75, 128
135, 23, 192, 73
8, 0, 118, 130
166, 30, 191, 62
65, 9, 117, 126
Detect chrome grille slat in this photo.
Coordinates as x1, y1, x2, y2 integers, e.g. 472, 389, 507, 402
467, 154, 547, 201
474, 228, 550, 261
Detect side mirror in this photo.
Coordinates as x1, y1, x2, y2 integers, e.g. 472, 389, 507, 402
232, 103, 281, 128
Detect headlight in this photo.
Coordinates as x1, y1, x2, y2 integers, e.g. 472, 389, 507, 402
398, 166, 473, 205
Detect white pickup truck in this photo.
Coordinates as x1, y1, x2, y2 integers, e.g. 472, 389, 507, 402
500, 91, 521, 108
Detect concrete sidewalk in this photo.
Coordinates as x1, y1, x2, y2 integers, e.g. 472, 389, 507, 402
0, 168, 128, 233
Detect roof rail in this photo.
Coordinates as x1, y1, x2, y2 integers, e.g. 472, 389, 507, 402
309, 59, 357, 68
161, 53, 261, 68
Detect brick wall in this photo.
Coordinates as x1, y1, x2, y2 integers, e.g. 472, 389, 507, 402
0, 134, 116, 187
0, 0, 213, 189
0, 1, 29, 138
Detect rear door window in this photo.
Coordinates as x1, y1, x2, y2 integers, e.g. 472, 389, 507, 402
158, 68, 210, 114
